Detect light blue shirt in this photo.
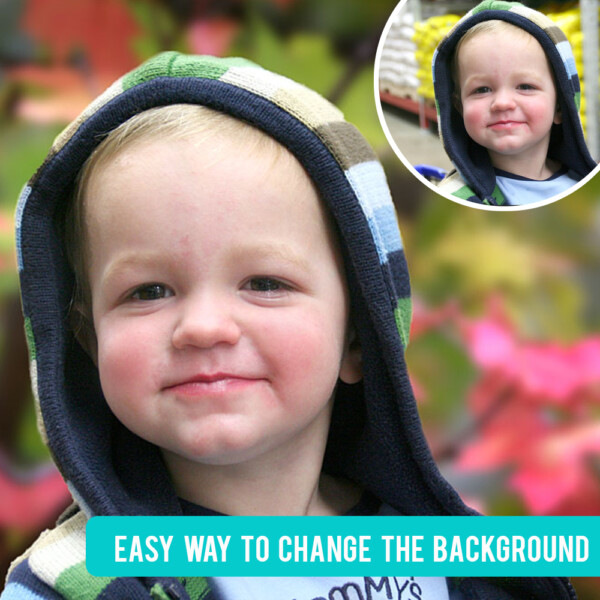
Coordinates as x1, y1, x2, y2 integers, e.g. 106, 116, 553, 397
495, 168, 580, 206
209, 576, 451, 599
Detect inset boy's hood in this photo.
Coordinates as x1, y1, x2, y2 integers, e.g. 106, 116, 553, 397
17, 52, 470, 518
432, 0, 596, 205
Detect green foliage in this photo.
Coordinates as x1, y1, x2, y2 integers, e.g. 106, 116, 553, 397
128, 0, 188, 57
282, 0, 396, 40
407, 329, 477, 427
231, 10, 344, 98
0, 121, 63, 210
229, 10, 387, 148
337, 64, 387, 150
408, 186, 598, 341
15, 395, 50, 464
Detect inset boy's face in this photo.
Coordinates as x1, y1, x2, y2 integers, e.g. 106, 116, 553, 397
457, 29, 560, 167
84, 132, 360, 475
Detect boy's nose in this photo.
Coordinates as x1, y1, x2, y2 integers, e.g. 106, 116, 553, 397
491, 90, 516, 111
171, 294, 241, 350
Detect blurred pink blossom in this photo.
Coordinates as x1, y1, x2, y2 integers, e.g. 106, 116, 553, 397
409, 299, 459, 403
455, 306, 600, 515
187, 18, 240, 57
0, 466, 69, 531
510, 422, 600, 514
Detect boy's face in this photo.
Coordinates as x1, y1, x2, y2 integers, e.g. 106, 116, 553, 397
84, 132, 360, 474
457, 29, 560, 166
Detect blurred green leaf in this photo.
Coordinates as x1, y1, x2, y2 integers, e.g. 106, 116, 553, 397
231, 10, 344, 97
283, 0, 396, 40
337, 64, 387, 149
129, 0, 188, 58
0, 121, 63, 211
407, 330, 476, 427
16, 394, 50, 464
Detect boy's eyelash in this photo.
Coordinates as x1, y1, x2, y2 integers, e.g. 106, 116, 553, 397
129, 283, 173, 301
244, 276, 293, 293
125, 277, 293, 301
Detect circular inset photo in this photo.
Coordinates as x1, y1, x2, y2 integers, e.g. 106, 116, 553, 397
375, 0, 600, 210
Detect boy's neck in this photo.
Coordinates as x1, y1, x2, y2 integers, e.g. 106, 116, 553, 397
489, 148, 559, 181
161, 437, 362, 516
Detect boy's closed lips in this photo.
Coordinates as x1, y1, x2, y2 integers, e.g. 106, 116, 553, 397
163, 372, 268, 399
488, 120, 525, 131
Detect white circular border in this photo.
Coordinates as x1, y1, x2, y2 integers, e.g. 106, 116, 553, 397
373, 0, 600, 212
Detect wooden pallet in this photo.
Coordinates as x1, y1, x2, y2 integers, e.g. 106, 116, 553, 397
380, 90, 438, 129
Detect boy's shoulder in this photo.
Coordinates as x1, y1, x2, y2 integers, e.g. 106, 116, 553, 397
437, 169, 509, 206
3, 506, 94, 599
2, 507, 207, 600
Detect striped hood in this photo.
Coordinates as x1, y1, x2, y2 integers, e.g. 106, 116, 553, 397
16, 52, 470, 519
432, 0, 596, 205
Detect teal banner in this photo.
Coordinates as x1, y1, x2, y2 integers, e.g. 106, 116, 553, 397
86, 516, 598, 576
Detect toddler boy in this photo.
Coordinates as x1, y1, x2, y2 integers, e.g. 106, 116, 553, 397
3, 52, 577, 598
433, 0, 596, 206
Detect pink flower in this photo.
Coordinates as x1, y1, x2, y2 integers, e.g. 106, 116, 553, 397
455, 307, 600, 514
0, 465, 70, 531
510, 422, 600, 514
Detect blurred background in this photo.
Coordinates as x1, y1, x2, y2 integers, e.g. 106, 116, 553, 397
0, 0, 598, 596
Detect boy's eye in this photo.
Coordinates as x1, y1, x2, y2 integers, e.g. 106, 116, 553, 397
473, 86, 491, 95
517, 83, 536, 91
244, 277, 291, 294
130, 283, 173, 301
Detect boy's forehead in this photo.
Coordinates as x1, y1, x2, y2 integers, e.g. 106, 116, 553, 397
84, 128, 341, 267
86, 128, 321, 219
80, 103, 297, 197
457, 26, 549, 75
84, 117, 310, 207
460, 24, 536, 53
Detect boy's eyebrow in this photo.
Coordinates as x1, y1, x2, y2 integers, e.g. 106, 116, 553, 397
228, 242, 313, 272
100, 243, 313, 283
463, 68, 545, 82
99, 251, 174, 284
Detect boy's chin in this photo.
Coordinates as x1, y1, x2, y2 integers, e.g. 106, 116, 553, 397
484, 133, 551, 159
485, 139, 528, 154
487, 144, 538, 164
159, 437, 277, 469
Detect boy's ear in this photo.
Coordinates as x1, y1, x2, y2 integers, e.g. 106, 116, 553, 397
339, 328, 362, 384
553, 103, 562, 125
79, 327, 98, 366
453, 93, 463, 115
70, 303, 98, 365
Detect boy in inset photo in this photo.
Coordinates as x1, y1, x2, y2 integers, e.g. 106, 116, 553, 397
2, 52, 577, 598
433, 0, 597, 207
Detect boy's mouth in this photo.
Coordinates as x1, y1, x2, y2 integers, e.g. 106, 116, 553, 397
488, 120, 524, 130
164, 373, 265, 397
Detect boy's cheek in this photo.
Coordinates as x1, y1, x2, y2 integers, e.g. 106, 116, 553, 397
269, 319, 346, 389
462, 104, 486, 139
96, 324, 160, 400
